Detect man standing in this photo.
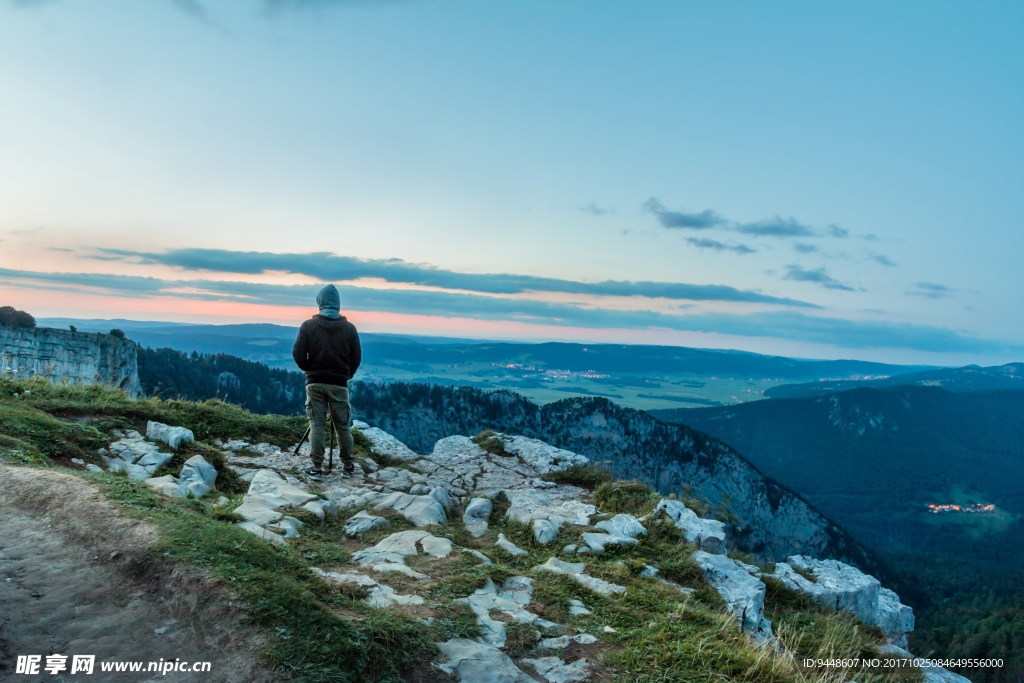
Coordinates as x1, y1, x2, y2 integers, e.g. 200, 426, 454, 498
292, 284, 361, 480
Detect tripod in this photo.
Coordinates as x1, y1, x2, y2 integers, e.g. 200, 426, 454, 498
293, 413, 336, 474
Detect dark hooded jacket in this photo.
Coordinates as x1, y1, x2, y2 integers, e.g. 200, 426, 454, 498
292, 285, 361, 386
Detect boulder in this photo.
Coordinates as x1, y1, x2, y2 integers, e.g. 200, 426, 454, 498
651, 499, 727, 554
693, 551, 773, 644
145, 421, 194, 450
351, 421, 420, 462
769, 556, 914, 647
522, 657, 593, 683
373, 491, 448, 526
496, 533, 528, 557
595, 514, 647, 540
343, 510, 390, 539
436, 639, 538, 682
463, 497, 493, 538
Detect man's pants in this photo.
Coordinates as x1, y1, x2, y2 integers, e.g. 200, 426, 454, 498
305, 383, 354, 470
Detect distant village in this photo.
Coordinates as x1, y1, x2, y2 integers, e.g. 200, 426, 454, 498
927, 503, 996, 514
492, 362, 609, 380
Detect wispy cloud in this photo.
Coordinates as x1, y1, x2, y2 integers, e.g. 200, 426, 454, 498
793, 243, 818, 254
686, 238, 755, 255
783, 265, 858, 291
1, 267, 1013, 354
869, 253, 898, 267
907, 282, 954, 299
828, 224, 850, 238
94, 248, 813, 307
737, 216, 815, 238
579, 202, 614, 216
643, 198, 726, 230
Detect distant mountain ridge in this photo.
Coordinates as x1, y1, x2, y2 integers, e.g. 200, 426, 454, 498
764, 362, 1024, 398
39, 317, 937, 411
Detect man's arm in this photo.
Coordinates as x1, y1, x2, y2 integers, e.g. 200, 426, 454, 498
292, 324, 310, 371
349, 328, 362, 379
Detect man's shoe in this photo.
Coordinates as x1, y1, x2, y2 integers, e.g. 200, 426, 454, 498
304, 467, 324, 481
341, 464, 355, 479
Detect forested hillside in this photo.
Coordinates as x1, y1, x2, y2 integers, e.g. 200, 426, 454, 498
137, 347, 306, 415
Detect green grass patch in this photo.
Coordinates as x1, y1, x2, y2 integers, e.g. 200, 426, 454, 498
471, 429, 513, 457
541, 463, 612, 490
593, 479, 661, 516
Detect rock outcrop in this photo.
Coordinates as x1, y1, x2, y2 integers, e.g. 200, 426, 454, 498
0, 325, 141, 397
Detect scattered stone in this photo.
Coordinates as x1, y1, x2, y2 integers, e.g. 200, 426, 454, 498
457, 576, 558, 647
694, 551, 773, 644
463, 497, 493, 538
579, 532, 638, 554
567, 599, 591, 616
142, 455, 218, 499
463, 548, 493, 565
602, 626, 617, 633
232, 469, 320, 541
70, 458, 85, 465
436, 638, 538, 682
769, 555, 914, 647
595, 514, 647, 540
409, 484, 430, 495
533, 518, 560, 544
537, 634, 598, 649
343, 510, 390, 539
652, 500, 727, 554
562, 544, 578, 556
85, 464, 103, 473
522, 657, 592, 683
146, 421, 194, 450
534, 557, 626, 596
373, 491, 448, 526
496, 533, 528, 557
313, 568, 425, 608
351, 530, 453, 575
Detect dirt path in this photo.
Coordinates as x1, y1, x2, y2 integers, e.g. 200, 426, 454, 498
0, 465, 273, 682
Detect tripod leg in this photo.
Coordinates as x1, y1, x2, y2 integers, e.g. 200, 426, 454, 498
293, 426, 311, 457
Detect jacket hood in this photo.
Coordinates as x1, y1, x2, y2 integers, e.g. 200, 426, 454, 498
316, 284, 341, 318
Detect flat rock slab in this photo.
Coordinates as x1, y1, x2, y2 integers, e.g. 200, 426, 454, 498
436, 638, 538, 683
352, 423, 420, 462
143, 455, 218, 499
373, 490, 448, 526
313, 568, 425, 608
351, 530, 454, 571
496, 533, 528, 557
457, 576, 559, 648
522, 657, 593, 683
595, 514, 646, 540
534, 557, 626, 596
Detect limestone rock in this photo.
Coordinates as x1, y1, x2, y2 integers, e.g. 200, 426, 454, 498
580, 532, 638, 555
343, 510, 390, 539
351, 530, 453, 575
533, 519, 560, 544
534, 557, 626, 596
436, 638, 538, 683
463, 497, 493, 538
496, 533, 528, 557
456, 576, 558, 647
351, 421, 420, 462
313, 568, 425, 608
652, 499, 727, 554
146, 421, 195, 450
769, 555, 914, 647
522, 657, 592, 683
595, 514, 647, 540
694, 550, 773, 644
373, 491, 448, 526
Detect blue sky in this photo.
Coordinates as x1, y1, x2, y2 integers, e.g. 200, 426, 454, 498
1, 0, 1022, 365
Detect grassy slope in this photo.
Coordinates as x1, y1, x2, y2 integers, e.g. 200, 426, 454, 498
0, 378, 921, 682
